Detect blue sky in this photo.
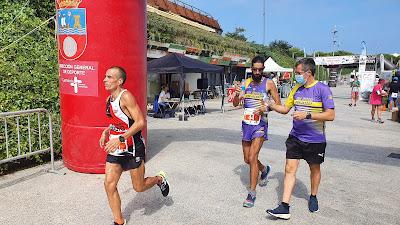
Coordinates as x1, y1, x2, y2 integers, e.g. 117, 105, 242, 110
182, 0, 399, 54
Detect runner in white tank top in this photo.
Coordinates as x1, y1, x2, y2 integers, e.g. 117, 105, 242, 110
107, 89, 145, 157
99, 66, 170, 225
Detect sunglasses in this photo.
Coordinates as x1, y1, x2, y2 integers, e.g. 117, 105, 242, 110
251, 67, 265, 72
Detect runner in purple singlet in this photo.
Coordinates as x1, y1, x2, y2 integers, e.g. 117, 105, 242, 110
233, 56, 282, 207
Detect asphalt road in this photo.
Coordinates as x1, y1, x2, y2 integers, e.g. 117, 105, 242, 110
1, 85, 399, 225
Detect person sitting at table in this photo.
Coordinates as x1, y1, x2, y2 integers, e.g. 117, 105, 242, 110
158, 85, 171, 114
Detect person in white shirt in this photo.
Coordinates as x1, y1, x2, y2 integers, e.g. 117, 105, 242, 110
158, 85, 171, 113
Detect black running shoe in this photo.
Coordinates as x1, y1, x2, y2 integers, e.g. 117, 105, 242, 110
308, 195, 319, 213
156, 170, 169, 197
267, 203, 291, 220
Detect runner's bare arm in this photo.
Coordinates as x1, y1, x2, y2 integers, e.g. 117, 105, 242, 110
310, 108, 335, 121
268, 82, 297, 114
268, 102, 291, 114
120, 91, 145, 139
267, 80, 281, 105
232, 86, 243, 107
100, 96, 112, 149
255, 80, 282, 115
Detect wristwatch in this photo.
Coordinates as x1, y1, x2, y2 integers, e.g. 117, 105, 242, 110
306, 112, 312, 119
118, 135, 125, 142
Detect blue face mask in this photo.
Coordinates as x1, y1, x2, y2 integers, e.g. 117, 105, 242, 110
295, 74, 306, 85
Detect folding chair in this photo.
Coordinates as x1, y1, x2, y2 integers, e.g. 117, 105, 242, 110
153, 95, 164, 118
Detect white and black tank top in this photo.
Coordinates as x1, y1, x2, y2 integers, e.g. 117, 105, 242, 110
106, 89, 145, 157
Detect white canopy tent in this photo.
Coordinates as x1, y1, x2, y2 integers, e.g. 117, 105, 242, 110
245, 57, 293, 79
263, 57, 293, 73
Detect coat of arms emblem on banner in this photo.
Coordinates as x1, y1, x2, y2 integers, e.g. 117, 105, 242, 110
56, 0, 87, 60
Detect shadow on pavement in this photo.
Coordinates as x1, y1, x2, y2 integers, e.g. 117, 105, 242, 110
122, 188, 174, 221
0, 163, 65, 189
233, 165, 308, 201
204, 108, 222, 114
269, 171, 309, 201
360, 118, 374, 122
148, 128, 400, 167
233, 164, 249, 188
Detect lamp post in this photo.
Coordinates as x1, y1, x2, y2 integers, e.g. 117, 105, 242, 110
361, 41, 367, 54
262, 0, 266, 45
332, 25, 338, 56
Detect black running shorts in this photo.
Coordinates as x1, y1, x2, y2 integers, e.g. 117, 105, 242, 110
106, 153, 144, 171
285, 135, 326, 164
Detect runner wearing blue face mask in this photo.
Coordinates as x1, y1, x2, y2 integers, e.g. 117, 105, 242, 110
266, 58, 335, 219
294, 70, 309, 85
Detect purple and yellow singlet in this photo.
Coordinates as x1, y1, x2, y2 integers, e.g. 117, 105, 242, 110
285, 81, 335, 143
241, 77, 270, 141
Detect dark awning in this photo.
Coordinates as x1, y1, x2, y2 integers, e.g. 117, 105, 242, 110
147, 53, 224, 74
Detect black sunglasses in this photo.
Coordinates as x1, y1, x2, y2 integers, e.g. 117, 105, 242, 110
251, 67, 265, 72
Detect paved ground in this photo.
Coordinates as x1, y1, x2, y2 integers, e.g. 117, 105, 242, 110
1, 85, 399, 225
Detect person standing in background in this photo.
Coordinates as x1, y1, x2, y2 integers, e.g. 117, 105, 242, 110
370, 79, 388, 123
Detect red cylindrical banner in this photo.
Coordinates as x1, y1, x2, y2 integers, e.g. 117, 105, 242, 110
56, 0, 147, 173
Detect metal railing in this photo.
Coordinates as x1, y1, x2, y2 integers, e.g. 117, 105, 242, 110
171, 0, 214, 18
0, 108, 62, 174
279, 83, 292, 98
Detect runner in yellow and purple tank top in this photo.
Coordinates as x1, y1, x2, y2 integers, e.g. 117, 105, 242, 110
233, 56, 282, 208
242, 77, 270, 140
267, 58, 335, 220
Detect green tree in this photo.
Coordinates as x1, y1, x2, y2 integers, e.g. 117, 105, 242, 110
334, 50, 354, 56
225, 27, 247, 42
29, 0, 55, 20
290, 47, 305, 58
314, 51, 330, 57
249, 42, 295, 68
0, 0, 60, 163
269, 40, 292, 56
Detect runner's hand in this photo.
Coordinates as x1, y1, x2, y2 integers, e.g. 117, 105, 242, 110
264, 99, 275, 110
292, 111, 307, 120
105, 138, 120, 153
99, 132, 108, 148
254, 102, 266, 115
235, 86, 242, 97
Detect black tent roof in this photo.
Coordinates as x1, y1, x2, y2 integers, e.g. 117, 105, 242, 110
147, 53, 223, 74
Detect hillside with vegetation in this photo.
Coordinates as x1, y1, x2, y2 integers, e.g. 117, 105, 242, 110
1, 1, 365, 170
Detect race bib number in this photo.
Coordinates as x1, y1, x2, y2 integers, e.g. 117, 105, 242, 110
108, 134, 128, 156
243, 108, 261, 125
391, 93, 398, 98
